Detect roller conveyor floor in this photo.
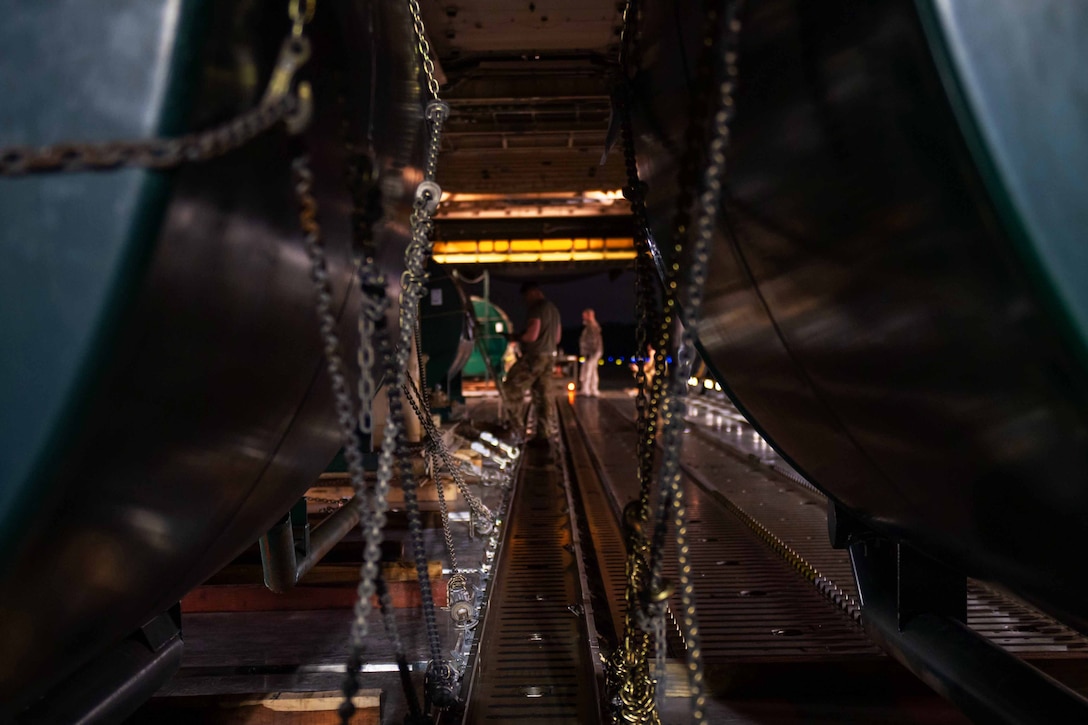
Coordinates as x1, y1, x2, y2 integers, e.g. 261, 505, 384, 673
559, 394, 968, 724
678, 395, 1088, 677
131, 392, 1088, 724
455, 433, 602, 724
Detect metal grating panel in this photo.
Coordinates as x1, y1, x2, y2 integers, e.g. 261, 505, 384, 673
672, 395, 1088, 667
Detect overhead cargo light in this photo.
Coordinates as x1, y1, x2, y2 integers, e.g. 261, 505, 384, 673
433, 237, 637, 265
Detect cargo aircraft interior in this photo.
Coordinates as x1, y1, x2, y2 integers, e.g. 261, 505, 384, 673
3, 1, 1088, 724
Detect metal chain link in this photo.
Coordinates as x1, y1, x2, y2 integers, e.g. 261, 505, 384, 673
293, 153, 422, 724
350, 273, 430, 724
400, 202, 497, 580
398, 151, 458, 711
403, 265, 496, 573
0, 29, 314, 176
334, 2, 459, 715
0, 97, 295, 175
414, 321, 432, 410
405, 374, 495, 523
407, 0, 441, 101
344, 146, 386, 437
609, 2, 745, 723
357, 271, 384, 435
645, 4, 744, 724
402, 376, 461, 578
370, 13, 457, 707
425, 446, 460, 574
336, 4, 455, 715
340, 137, 403, 718
306, 495, 349, 514
606, 1, 666, 720
340, 145, 409, 722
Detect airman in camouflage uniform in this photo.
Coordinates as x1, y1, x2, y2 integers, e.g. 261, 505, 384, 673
502, 282, 562, 440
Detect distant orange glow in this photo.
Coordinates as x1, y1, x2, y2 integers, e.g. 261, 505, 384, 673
567, 382, 576, 391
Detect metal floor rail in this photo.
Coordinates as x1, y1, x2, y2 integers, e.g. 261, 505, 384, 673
458, 434, 601, 724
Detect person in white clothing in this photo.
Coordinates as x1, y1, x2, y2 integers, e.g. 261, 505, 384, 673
578, 308, 603, 397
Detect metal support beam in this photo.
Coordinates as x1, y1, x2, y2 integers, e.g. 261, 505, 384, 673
259, 499, 362, 593
849, 538, 1088, 724
16, 607, 183, 724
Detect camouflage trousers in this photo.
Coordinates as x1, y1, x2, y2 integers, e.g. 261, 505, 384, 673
502, 353, 556, 439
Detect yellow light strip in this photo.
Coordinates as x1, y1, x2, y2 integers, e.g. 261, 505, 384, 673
430, 238, 637, 265
433, 238, 635, 253
433, 250, 637, 265
441, 190, 624, 203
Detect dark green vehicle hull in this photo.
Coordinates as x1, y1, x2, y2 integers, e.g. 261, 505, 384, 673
0, 1, 422, 715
